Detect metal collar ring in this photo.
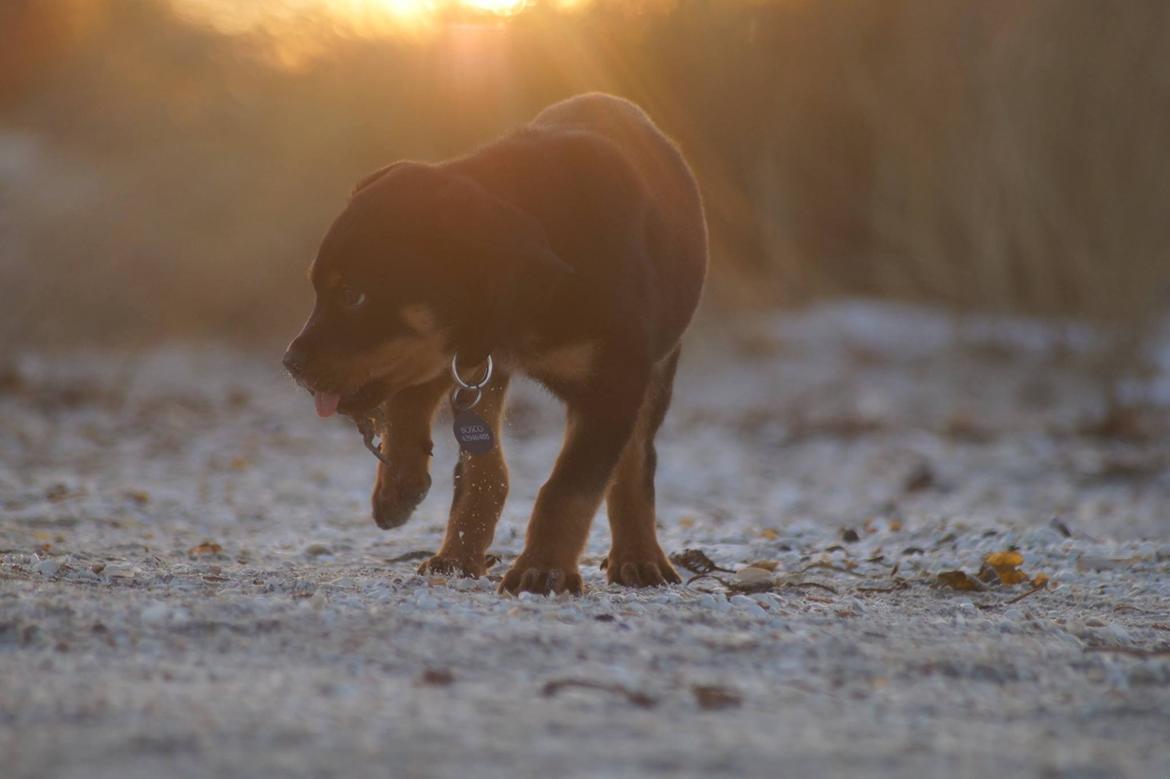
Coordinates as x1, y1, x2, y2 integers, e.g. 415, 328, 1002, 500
450, 386, 483, 412
451, 353, 493, 391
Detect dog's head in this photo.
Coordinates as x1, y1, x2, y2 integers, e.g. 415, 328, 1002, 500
283, 161, 567, 418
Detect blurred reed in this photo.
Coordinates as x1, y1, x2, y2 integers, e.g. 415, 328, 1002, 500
2, 0, 1168, 348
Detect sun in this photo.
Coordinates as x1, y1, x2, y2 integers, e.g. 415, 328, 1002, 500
450, 0, 529, 13
169, 0, 538, 40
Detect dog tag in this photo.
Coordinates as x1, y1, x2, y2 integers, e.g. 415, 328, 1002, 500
453, 409, 495, 455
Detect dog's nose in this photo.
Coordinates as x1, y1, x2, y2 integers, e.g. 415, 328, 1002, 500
282, 348, 308, 376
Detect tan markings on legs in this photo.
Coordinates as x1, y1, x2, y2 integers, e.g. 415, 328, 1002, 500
500, 382, 647, 596
605, 348, 681, 587
371, 375, 449, 529
420, 372, 512, 578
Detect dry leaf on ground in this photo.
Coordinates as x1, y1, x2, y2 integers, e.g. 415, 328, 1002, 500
979, 550, 1029, 585
937, 570, 985, 591
693, 685, 742, 710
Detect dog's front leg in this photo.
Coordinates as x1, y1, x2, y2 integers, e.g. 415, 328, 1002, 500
371, 375, 449, 529
419, 373, 511, 578
499, 385, 644, 596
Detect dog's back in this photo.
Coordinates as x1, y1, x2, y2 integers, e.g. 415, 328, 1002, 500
531, 93, 708, 355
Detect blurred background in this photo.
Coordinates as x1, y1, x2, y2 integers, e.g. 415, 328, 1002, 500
3, 0, 1170, 353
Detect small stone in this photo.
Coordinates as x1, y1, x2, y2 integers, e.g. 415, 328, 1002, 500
418, 668, 454, 686
734, 566, 775, 588
304, 542, 332, 557
35, 559, 60, 578
1104, 623, 1133, 645
141, 602, 171, 624
743, 603, 768, 619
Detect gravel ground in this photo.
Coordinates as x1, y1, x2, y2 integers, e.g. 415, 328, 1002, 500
2, 301, 1169, 779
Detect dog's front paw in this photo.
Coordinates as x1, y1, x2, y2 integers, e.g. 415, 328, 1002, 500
371, 471, 431, 530
417, 554, 492, 579
603, 547, 681, 588
499, 557, 583, 596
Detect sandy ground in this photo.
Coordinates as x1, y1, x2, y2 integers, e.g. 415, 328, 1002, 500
2, 302, 1169, 779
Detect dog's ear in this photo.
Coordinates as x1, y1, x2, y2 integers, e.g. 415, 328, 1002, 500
475, 196, 573, 281
350, 161, 407, 199
435, 175, 573, 281
437, 176, 573, 359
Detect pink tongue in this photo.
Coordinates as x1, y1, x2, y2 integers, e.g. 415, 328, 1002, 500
314, 391, 341, 418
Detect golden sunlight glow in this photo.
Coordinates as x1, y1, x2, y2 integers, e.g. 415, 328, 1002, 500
169, 0, 550, 38
167, 0, 596, 69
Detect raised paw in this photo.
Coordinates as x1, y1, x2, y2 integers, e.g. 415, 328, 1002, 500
603, 549, 682, 588
371, 471, 431, 530
417, 554, 492, 579
498, 559, 583, 596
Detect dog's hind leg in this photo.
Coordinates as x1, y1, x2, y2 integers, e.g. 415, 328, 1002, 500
371, 375, 449, 530
498, 367, 649, 596
419, 372, 511, 578
602, 347, 682, 587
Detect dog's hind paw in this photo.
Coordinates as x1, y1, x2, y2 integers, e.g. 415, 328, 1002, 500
498, 559, 583, 596
602, 548, 681, 588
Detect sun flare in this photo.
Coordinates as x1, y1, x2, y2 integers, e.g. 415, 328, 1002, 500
169, 0, 540, 38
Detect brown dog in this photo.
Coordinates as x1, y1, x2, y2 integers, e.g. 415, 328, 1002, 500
283, 93, 707, 595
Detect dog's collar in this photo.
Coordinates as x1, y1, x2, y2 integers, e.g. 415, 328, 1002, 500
450, 353, 496, 456
450, 352, 493, 410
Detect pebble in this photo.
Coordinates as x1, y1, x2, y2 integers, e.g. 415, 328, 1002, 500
35, 559, 60, 578
1103, 623, 1132, 645
141, 602, 172, 624
304, 543, 332, 557
734, 567, 774, 588
729, 595, 768, 618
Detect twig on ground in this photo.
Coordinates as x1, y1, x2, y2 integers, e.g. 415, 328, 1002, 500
1004, 583, 1047, 605
542, 679, 657, 708
856, 580, 910, 594
671, 549, 735, 575
799, 562, 867, 578
783, 580, 839, 595
384, 550, 434, 564
1083, 645, 1170, 658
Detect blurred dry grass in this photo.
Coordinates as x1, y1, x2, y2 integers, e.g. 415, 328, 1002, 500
2, 0, 1169, 348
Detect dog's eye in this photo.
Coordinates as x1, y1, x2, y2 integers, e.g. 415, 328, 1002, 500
339, 285, 366, 310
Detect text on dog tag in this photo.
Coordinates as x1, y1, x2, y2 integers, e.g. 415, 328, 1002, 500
453, 409, 495, 455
